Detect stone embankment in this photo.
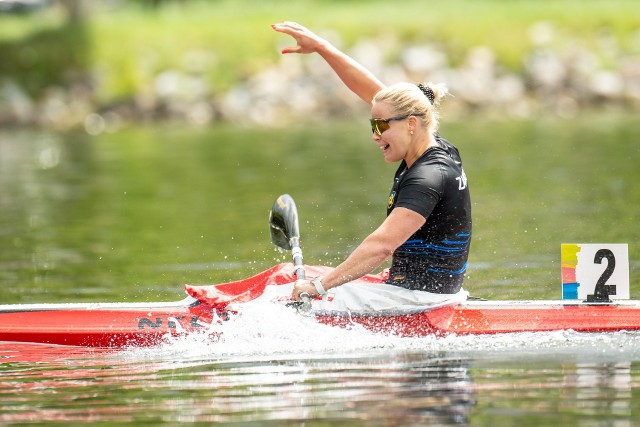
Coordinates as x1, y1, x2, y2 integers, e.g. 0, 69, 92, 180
1, 22, 638, 133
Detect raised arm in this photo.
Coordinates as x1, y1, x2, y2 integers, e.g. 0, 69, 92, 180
272, 21, 385, 105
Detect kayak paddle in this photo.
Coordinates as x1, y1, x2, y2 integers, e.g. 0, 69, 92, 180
269, 194, 312, 314
269, 194, 305, 281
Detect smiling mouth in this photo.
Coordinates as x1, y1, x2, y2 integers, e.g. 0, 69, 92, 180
381, 143, 390, 151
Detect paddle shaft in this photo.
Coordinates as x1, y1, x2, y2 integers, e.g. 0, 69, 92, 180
290, 236, 305, 280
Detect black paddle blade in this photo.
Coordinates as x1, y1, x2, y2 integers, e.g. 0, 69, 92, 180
269, 194, 300, 250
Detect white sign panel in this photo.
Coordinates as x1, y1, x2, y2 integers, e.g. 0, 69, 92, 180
561, 243, 629, 301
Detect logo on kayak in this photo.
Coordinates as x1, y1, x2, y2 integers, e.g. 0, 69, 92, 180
388, 191, 396, 208
137, 314, 227, 330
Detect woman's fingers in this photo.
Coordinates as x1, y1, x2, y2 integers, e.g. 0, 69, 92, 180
281, 45, 301, 55
272, 21, 322, 55
272, 21, 303, 32
271, 22, 301, 38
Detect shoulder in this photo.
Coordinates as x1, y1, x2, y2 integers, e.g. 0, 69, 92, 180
434, 133, 462, 162
401, 156, 446, 195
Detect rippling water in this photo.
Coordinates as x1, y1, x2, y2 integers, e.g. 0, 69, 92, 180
2, 305, 640, 425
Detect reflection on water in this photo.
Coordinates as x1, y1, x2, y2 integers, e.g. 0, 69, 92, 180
1, 328, 640, 425
2, 301, 640, 426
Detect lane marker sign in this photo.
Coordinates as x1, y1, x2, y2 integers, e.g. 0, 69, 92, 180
561, 243, 629, 301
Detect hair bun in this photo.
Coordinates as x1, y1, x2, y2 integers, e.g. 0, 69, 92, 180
417, 83, 435, 104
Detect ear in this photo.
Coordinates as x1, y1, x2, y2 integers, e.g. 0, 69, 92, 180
407, 116, 418, 133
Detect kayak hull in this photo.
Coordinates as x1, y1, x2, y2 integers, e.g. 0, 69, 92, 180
2, 299, 640, 347
318, 301, 640, 336
0, 298, 218, 347
2, 264, 640, 347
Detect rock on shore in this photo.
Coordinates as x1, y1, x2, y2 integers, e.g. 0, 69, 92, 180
1, 22, 638, 131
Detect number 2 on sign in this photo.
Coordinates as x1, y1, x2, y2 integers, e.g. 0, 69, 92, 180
587, 249, 616, 302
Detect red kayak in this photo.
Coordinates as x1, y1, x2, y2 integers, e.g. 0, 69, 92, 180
1, 262, 640, 348
3, 195, 637, 348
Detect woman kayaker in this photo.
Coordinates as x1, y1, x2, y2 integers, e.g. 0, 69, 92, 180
272, 22, 472, 305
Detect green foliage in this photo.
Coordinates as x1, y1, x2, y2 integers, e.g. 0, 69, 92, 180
0, 0, 638, 102
0, 23, 90, 96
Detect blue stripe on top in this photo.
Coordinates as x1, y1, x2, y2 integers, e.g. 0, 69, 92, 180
428, 261, 468, 275
396, 233, 470, 257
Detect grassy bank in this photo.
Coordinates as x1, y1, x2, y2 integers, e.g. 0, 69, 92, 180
1, 0, 638, 102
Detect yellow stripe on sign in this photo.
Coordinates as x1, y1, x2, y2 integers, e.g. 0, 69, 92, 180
561, 243, 581, 263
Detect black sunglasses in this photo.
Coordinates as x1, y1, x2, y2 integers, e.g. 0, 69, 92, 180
369, 114, 424, 136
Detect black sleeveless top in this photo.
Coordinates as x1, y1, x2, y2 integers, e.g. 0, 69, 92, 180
386, 134, 472, 293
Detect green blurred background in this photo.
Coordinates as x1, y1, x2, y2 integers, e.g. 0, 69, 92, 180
1, 0, 638, 126
0, 0, 639, 303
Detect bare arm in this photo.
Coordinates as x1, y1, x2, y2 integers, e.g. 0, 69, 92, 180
292, 207, 426, 299
272, 21, 385, 104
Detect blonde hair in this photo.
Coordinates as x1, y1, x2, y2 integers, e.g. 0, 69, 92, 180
373, 82, 448, 133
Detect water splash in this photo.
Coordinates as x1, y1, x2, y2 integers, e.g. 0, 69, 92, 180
120, 301, 640, 364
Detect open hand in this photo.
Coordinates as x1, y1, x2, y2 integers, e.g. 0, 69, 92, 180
272, 21, 327, 55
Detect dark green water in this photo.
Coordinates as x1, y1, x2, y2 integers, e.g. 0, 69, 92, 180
1, 115, 639, 303
1, 115, 640, 425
